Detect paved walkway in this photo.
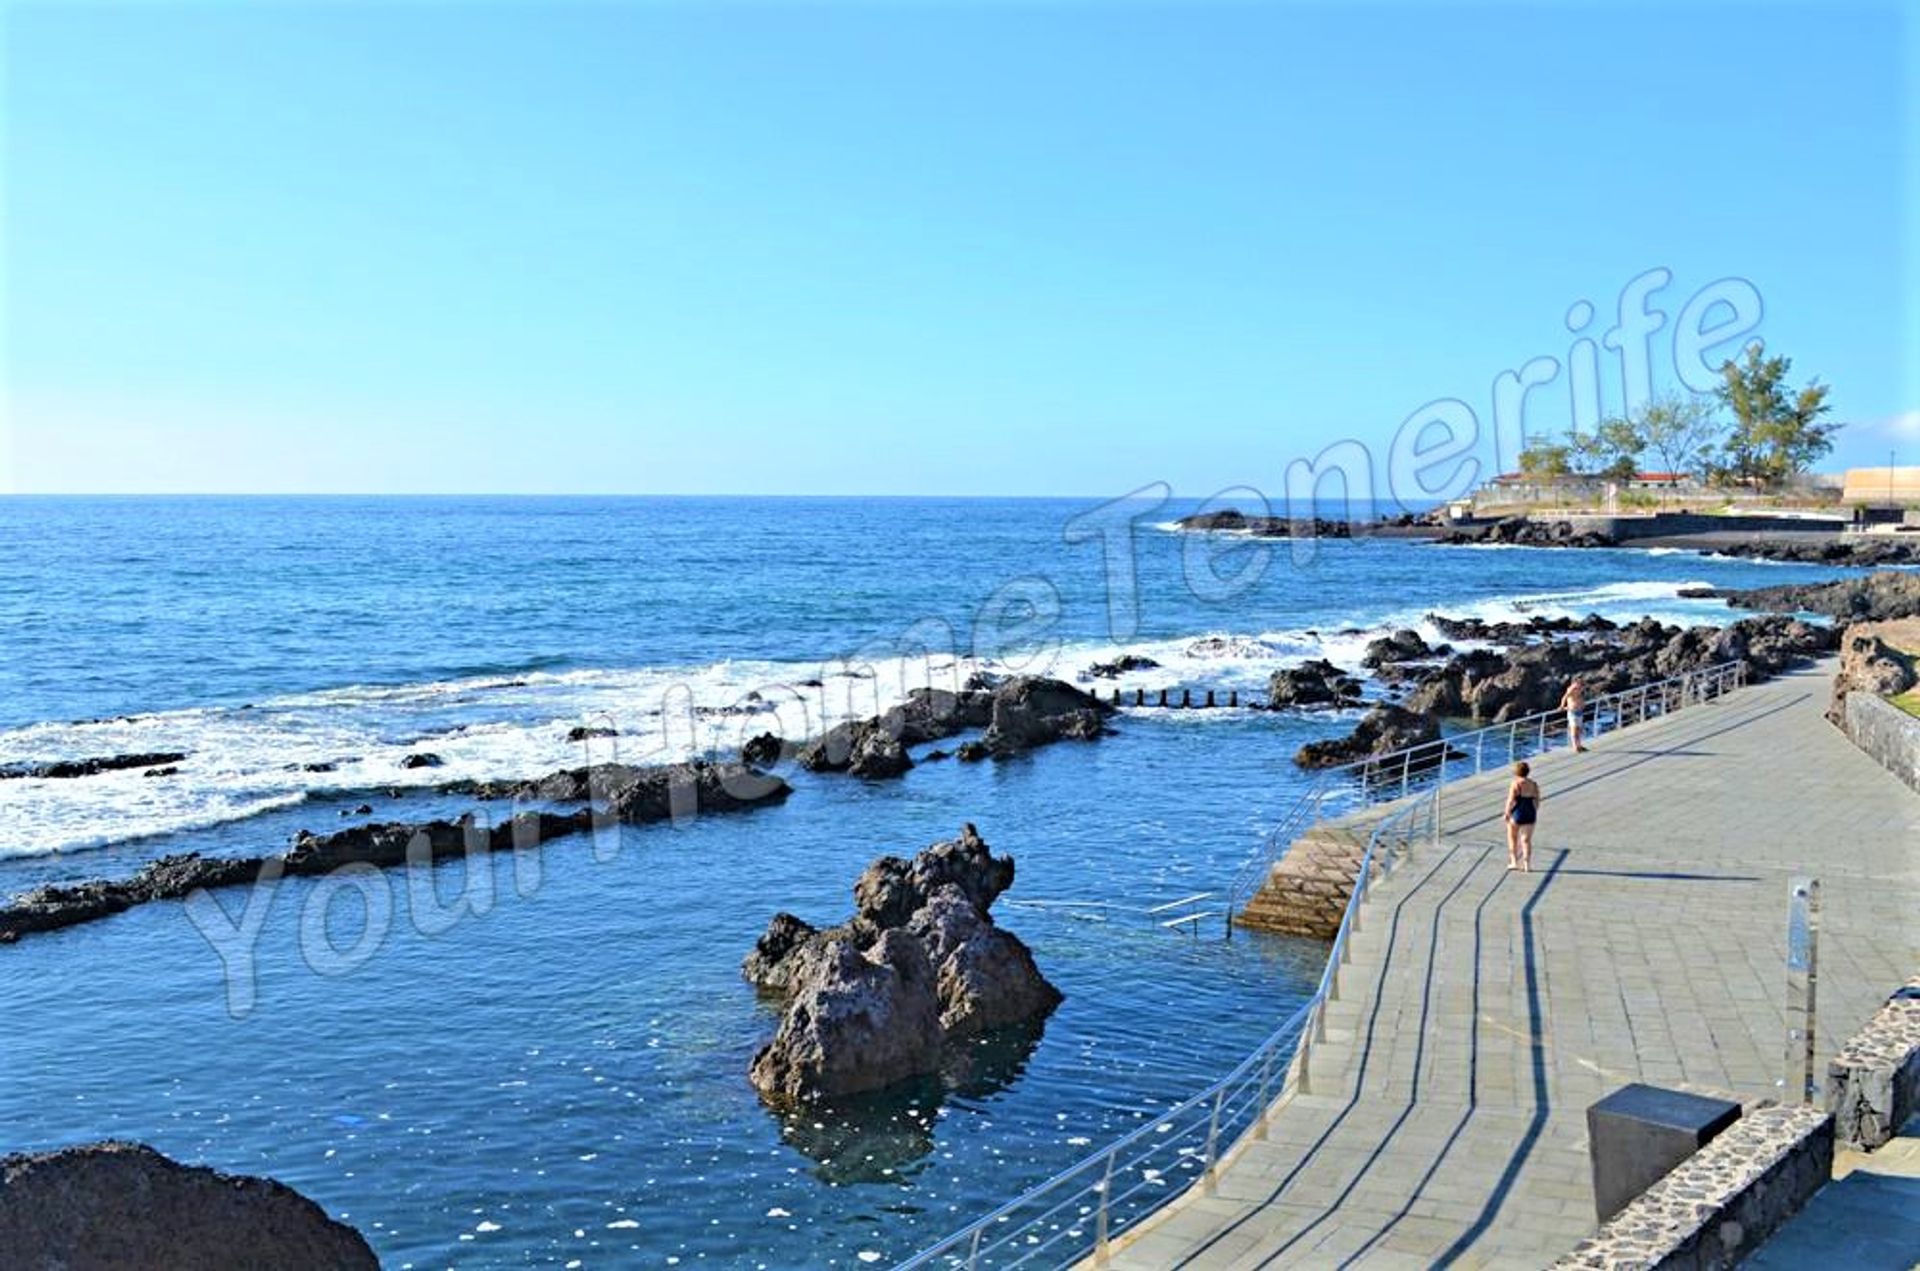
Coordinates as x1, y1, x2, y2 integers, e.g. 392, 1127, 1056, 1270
1109, 660, 1920, 1269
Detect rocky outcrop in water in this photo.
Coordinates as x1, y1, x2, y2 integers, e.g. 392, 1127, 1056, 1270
1087, 653, 1160, 678
1362, 628, 1440, 667
1294, 704, 1442, 769
1173, 510, 1353, 537
1267, 659, 1364, 709
1707, 571, 1920, 623
0, 1141, 378, 1269
1425, 612, 1617, 646
0, 761, 790, 944
954, 677, 1111, 761
1709, 537, 1920, 567
793, 678, 1106, 779
0, 751, 188, 780
745, 826, 1061, 1104
1441, 516, 1617, 548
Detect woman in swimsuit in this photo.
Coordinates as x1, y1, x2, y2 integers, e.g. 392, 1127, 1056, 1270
1504, 760, 1540, 872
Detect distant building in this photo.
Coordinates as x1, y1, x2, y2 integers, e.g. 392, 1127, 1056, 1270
1841, 466, 1920, 506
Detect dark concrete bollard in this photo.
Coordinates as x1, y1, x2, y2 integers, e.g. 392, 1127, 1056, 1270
1135, 688, 1145, 706
1205, 689, 1215, 707
1587, 1083, 1741, 1221
1229, 690, 1238, 708
1181, 689, 1191, 707
1158, 689, 1168, 707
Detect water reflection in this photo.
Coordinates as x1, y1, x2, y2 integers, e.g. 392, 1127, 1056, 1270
769, 1018, 1048, 1185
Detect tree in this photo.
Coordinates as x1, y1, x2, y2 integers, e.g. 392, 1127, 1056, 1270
1633, 390, 1724, 480
1592, 417, 1646, 480
1517, 437, 1570, 479
1715, 345, 1842, 486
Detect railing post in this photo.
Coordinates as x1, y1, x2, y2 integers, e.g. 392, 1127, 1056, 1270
1784, 877, 1821, 1105
1475, 729, 1485, 773
1094, 1148, 1115, 1266
1298, 1027, 1313, 1095
1254, 1046, 1274, 1139
1400, 748, 1412, 799
1203, 1086, 1225, 1195
967, 1226, 982, 1271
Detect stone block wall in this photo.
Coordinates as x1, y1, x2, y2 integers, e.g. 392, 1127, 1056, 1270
1553, 1104, 1833, 1270
1841, 691, 1920, 794
1826, 973, 1920, 1151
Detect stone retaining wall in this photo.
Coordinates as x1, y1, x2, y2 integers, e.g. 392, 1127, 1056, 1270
1553, 1105, 1833, 1270
1826, 973, 1920, 1151
1840, 691, 1920, 794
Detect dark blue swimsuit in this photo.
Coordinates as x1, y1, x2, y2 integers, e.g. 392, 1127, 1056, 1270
1509, 792, 1537, 825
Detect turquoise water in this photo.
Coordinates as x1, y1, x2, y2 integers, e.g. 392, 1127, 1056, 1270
0, 497, 1845, 1266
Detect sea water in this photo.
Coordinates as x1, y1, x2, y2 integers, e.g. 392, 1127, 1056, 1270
0, 496, 1847, 1266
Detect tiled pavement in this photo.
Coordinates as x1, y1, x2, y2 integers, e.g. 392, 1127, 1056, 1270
1108, 660, 1920, 1269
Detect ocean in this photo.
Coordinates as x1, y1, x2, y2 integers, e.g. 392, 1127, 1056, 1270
0, 496, 1846, 1267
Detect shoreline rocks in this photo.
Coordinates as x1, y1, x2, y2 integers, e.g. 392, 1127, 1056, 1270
745, 826, 1061, 1105
1267, 659, 1364, 709
0, 1141, 378, 1268
1708, 537, 1920, 567
795, 677, 1112, 778
0, 751, 188, 781
1442, 516, 1618, 548
0, 760, 791, 944
1293, 612, 1837, 768
953, 678, 1112, 762
1706, 571, 1920, 623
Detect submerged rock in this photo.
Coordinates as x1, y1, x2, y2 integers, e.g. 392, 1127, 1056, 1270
1086, 653, 1160, 678
0, 1141, 378, 1269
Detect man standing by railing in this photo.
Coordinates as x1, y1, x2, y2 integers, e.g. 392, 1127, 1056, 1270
1560, 677, 1589, 753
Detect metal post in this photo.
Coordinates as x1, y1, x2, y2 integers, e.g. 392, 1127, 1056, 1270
1298, 1029, 1313, 1095
1475, 730, 1485, 773
1254, 1047, 1274, 1139
967, 1227, 982, 1271
1203, 1087, 1225, 1194
1400, 748, 1412, 799
1784, 877, 1821, 1104
1094, 1148, 1115, 1266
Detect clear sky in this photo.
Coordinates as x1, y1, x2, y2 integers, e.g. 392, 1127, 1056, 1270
3, 0, 1913, 496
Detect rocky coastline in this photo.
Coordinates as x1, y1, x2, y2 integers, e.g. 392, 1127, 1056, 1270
0, 759, 790, 944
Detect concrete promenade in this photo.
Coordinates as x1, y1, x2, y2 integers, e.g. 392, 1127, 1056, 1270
1110, 659, 1920, 1269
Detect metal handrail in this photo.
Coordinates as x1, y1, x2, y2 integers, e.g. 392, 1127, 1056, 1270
1222, 661, 1748, 922
893, 659, 1750, 1270
892, 774, 1438, 1270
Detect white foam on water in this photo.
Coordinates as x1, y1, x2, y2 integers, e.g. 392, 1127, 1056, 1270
0, 575, 1744, 860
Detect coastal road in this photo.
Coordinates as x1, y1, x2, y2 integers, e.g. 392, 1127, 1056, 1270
1106, 658, 1920, 1269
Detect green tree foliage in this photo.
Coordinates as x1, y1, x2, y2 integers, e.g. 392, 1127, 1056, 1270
1517, 437, 1571, 479
1593, 417, 1645, 480
1632, 390, 1724, 480
1715, 345, 1841, 486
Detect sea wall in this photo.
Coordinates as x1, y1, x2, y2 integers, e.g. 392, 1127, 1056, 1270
1826, 974, 1920, 1152
1553, 1105, 1833, 1271
1840, 691, 1920, 794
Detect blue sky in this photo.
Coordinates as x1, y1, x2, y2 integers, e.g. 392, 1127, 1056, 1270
3, 1, 1913, 496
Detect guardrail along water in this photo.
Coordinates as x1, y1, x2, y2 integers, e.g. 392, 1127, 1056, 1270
894, 661, 1748, 1270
